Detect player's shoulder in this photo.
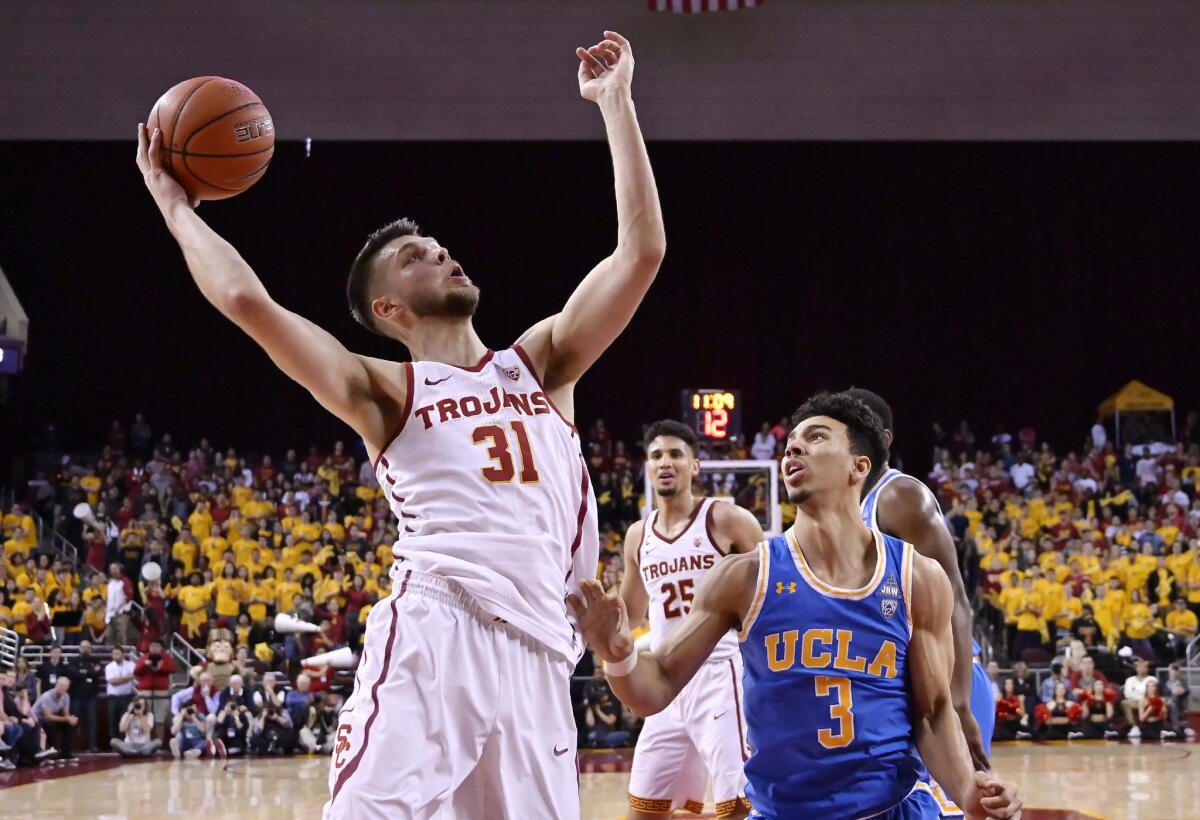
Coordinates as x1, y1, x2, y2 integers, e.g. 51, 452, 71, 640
706, 498, 765, 552
624, 518, 647, 548
908, 550, 953, 624
876, 471, 938, 507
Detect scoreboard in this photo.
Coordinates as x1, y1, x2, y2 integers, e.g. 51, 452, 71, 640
680, 389, 741, 441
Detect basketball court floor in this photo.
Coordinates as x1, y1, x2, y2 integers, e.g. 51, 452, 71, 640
0, 742, 1195, 819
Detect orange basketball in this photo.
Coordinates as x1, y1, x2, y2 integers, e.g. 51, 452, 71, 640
147, 77, 275, 201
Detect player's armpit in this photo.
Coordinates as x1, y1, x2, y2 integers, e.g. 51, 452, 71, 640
710, 502, 765, 555
227, 296, 399, 446
908, 554, 977, 812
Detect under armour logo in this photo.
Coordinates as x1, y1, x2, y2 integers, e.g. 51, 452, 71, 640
776, 581, 796, 594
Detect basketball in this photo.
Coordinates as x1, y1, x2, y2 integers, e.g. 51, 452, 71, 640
146, 76, 275, 201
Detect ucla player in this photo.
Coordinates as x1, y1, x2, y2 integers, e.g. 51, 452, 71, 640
848, 388, 995, 806
571, 393, 1022, 819
620, 420, 764, 819
138, 31, 663, 819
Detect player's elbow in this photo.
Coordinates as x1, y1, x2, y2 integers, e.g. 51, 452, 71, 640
914, 689, 952, 726
222, 287, 267, 322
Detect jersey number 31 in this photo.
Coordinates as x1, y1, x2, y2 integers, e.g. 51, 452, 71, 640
472, 421, 540, 484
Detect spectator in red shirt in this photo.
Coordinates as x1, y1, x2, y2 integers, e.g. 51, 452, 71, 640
343, 575, 372, 620
24, 598, 52, 645
135, 639, 177, 737
322, 600, 348, 647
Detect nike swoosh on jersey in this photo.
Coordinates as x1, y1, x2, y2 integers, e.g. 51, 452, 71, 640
554, 745, 570, 756
424, 375, 451, 386
713, 711, 728, 720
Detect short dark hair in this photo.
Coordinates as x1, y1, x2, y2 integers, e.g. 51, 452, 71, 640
846, 387, 893, 434
643, 419, 698, 457
346, 218, 422, 335
789, 391, 888, 487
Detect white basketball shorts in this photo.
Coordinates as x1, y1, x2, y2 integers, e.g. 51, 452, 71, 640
324, 567, 580, 820
627, 653, 750, 817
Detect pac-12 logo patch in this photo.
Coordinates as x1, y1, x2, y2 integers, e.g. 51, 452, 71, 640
879, 574, 900, 620
502, 366, 521, 381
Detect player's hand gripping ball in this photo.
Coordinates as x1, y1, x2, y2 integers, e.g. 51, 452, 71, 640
145, 76, 275, 201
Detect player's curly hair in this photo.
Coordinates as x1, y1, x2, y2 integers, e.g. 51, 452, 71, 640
790, 391, 888, 488
346, 217, 422, 335
845, 386, 893, 435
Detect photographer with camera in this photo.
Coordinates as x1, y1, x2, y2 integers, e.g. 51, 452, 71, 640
250, 699, 296, 755
169, 702, 210, 760
213, 698, 251, 757
111, 696, 161, 757
299, 691, 340, 754
134, 638, 176, 739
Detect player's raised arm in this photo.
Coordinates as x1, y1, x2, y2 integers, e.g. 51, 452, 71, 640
519, 32, 665, 390
134, 124, 396, 448
908, 555, 1022, 820
879, 478, 988, 769
570, 550, 756, 717
619, 520, 651, 627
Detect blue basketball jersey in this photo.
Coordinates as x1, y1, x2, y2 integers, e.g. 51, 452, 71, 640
740, 530, 925, 818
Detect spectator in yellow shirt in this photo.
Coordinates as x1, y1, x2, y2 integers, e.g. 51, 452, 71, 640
321, 511, 346, 542
1148, 557, 1175, 609
178, 574, 212, 641
10, 588, 35, 635
2, 507, 36, 540
1090, 585, 1120, 651
1055, 585, 1084, 631
1165, 598, 1198, 658
1122, 589, 1157, 657
187, 502, 213, 541
1011, 578, 1046, 661
314, 568, 345, 609
1105, 578, 1129, 627
243, 491, 274, 522
1165, 541, 1194, 587
275, 568, 302, 613
291, 551, 323, 584
247, 569, 276, 622
172, 530, 200, 575
213, 563, 245, 619
292, 513, 322, 544
3, 527, 34, 560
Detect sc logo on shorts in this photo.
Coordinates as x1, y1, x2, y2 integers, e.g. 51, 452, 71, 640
334, 725, 353, 769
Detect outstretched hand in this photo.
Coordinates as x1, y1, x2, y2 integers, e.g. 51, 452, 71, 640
576, 31, 634, 102
135, 123, 199, 213
567, 578, 634, 662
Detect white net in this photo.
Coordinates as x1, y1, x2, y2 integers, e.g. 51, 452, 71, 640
642, 459, 781, 536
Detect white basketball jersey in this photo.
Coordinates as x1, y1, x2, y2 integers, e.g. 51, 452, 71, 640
639, 498, 738, 661
373, 346, 598, 662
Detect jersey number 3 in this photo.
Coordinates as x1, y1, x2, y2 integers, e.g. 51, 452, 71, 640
472, 421, 540, 484
814, 675, 854, 749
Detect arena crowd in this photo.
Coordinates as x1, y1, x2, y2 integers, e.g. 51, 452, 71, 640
1, 407, 1197, 766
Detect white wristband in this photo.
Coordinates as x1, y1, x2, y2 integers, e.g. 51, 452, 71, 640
604, 651, 639, 677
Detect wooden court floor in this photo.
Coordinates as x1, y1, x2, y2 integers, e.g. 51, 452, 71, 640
0, 742, 1195, 819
